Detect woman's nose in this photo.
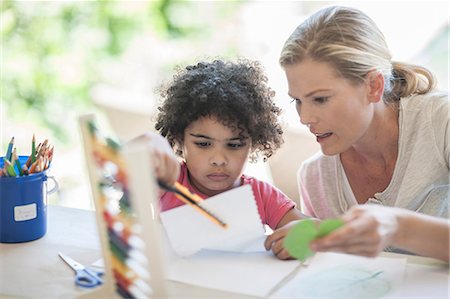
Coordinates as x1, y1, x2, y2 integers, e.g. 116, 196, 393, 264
298, 103, 318, 126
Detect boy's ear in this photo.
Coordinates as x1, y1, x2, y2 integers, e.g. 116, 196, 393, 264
174, 139, 184, 158
366, 71, 385, 103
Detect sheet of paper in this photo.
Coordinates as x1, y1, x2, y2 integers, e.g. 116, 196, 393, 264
388, 262, 450, 298
167, 250, 300, 298
271, 252, 407, 299
160, 185, 265, 256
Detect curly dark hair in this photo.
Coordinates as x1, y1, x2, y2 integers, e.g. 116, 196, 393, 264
155, 59, 284, 162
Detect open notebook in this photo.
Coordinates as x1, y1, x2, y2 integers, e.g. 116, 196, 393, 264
78, 114, 167, 299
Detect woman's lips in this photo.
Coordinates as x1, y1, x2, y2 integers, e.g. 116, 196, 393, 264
315, 132, 333, 142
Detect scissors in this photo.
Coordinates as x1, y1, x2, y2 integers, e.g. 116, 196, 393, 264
59, 252, 104, 288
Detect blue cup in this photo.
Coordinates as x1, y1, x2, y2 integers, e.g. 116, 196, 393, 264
0, 155, 58, 243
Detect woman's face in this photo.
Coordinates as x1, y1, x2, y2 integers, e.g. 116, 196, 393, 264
284, 59, 374, 155
181, 116, 251, 197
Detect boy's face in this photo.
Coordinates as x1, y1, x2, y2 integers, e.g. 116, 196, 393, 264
181, 116, 251, 197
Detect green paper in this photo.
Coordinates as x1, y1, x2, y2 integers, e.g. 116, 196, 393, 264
317, 219, 344, 237
284, 219, 344, 262
283, 219, 317, 261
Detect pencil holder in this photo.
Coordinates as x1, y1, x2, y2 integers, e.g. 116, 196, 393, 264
0, 156, 58, 243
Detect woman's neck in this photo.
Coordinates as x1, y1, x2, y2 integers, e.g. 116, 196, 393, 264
346, 102, 399, 165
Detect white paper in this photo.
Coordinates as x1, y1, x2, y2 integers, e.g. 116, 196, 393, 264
167, 250, 300, 298
388, 262, 450, 298
160, 185, 265, 256
271, 252, 407, 299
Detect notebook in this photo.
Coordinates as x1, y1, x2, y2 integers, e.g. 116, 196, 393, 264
78, 114, 168, 299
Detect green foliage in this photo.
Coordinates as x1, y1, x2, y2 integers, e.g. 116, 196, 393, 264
1, 0, 242, 143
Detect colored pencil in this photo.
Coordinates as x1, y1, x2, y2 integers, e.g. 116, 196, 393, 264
31, 134, 36, 163
12, 148, 23, 176
5, 159, 17, 177
157, 180, 227, 228
5, 137, 14, 161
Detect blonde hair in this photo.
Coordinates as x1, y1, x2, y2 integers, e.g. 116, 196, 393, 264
280, 6, 435, 103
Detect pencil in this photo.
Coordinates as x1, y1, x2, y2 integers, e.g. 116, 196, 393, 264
5, 137, 14, 161
22, 164, 29, 175
157, 180, 227, 229
174, 182, 203, 203
5, 159, 17, 177
12, 148, 23, 176
28, 157, 41, 174
31, 134, 36, 163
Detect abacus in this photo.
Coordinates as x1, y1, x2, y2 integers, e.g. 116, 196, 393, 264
78, 114, 167, 299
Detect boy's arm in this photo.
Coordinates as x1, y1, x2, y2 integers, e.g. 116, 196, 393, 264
277, 207, 308, 228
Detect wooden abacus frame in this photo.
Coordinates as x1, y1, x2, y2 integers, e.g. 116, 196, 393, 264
78, 114, 168, 299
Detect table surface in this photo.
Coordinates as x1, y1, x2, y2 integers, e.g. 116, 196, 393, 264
0, 205, 448, 299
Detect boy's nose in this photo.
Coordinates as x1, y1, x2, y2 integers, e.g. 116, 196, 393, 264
210, 150, 227, 166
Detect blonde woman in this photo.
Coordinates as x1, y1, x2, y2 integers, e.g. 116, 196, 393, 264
265, 6, 449, 260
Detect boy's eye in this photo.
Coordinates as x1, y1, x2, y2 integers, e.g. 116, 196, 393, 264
194, 141, 210, 148
227, 142, 246, 149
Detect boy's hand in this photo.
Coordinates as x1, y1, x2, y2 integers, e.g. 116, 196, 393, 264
264, 220, 300, 260
132, 132, 180, 185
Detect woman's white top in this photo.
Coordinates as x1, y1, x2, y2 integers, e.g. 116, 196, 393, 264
298, 91, 449, 219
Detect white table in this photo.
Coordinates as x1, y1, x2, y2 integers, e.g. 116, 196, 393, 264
0, 205, 448, 299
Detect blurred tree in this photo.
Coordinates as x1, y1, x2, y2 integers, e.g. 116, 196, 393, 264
1, 0, 242, 143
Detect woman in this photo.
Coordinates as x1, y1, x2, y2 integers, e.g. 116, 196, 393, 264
265, 6, 449, 259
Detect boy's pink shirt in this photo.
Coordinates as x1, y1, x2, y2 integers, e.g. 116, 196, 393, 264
159, 162, 295, 229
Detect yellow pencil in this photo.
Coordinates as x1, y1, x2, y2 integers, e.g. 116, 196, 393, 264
158, 180, 227, 228
174, 182, 204, 203
174, 192, 228, 228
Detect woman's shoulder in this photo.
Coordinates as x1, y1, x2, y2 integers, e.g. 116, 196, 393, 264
400, 91, 449, 124
300, 152, 337, 169
298, 152, 339, 179
401, 91, 449, 110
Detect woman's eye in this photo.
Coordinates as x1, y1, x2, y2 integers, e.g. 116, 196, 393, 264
314, 96, 329, 104
290, 98, 301, 105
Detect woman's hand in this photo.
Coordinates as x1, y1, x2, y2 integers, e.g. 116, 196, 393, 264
132, 132, 180, 185
311, 205, 400, 257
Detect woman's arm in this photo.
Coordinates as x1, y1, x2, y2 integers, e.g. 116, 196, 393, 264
394, 210, 449, 262
311, 205, 449, 262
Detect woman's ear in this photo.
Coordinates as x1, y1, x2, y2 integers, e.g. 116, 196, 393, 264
366, 71, 385, 103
